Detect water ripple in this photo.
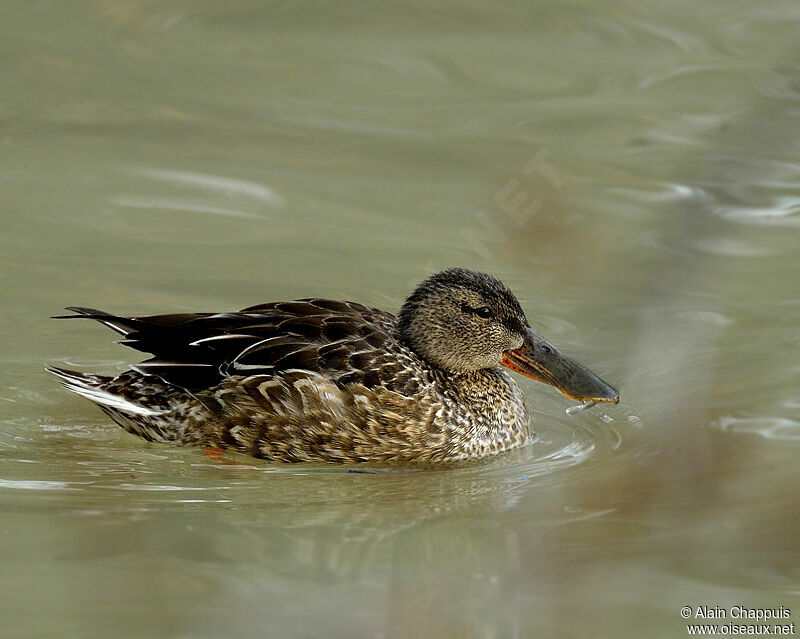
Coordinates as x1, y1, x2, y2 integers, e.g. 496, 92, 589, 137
0, 478, 81, 491
111, 195, 263, 220
607, 182, 711, 204
114, 483, 225, 491
128, 168, 284, 205
715, 198, 800, 227
712, 416, 800, 441
636, 63, 752, 91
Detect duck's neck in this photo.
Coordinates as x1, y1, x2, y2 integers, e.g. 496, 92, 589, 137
434, 367, 532, 457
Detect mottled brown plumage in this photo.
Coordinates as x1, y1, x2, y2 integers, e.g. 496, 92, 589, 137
48, 268, 618, 463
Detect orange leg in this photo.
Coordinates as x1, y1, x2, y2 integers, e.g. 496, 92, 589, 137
202, 446, 227, 461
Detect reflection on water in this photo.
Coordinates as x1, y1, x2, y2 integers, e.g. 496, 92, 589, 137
2, 0, 800, 637
712, 416, 800, 441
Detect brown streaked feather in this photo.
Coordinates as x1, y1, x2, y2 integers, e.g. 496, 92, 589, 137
203, 372, 450, 463
54, 300, 399, 391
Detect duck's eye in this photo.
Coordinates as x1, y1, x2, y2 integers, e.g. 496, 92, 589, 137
460, 303, 494, 319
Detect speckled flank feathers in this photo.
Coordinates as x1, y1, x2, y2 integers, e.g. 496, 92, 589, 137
49, 269, 544, 463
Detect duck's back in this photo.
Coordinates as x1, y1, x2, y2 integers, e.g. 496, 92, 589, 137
66, 299, 418, 388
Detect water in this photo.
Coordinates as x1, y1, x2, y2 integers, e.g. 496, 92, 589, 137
2, 1, 800, 637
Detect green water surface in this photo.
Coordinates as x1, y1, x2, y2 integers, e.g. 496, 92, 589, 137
1, 1, 799, 637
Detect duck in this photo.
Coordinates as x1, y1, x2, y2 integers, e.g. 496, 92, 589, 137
48, 268, 618, 463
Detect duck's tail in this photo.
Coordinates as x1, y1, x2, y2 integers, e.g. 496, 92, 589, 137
46, 366, 211, 445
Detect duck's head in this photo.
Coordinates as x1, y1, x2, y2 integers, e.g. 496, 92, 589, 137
397, 268, 619, 405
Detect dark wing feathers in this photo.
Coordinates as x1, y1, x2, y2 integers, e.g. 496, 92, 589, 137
57, 300, 397, 390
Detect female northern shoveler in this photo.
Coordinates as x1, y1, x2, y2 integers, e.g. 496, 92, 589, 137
48, 268, 618, 463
